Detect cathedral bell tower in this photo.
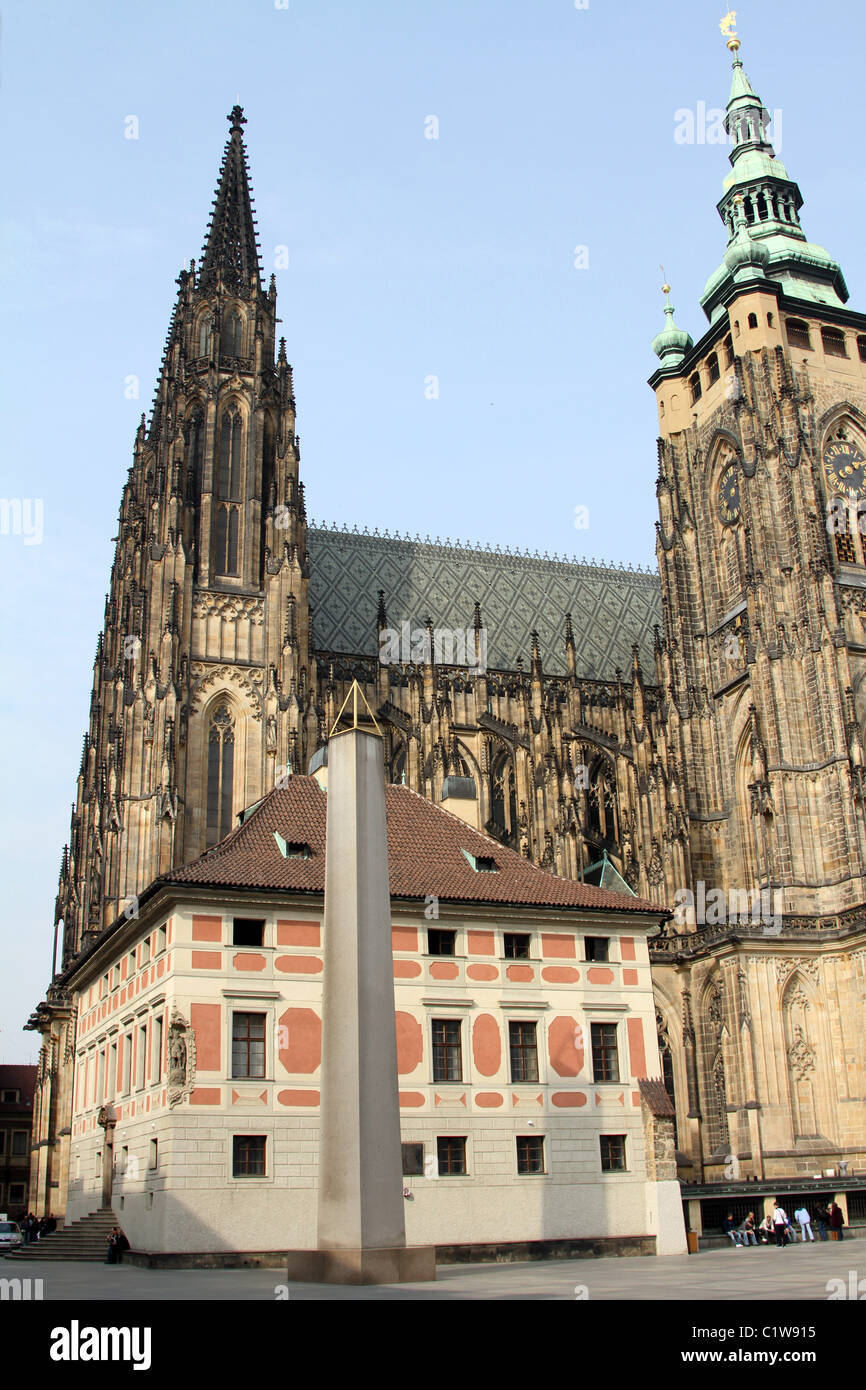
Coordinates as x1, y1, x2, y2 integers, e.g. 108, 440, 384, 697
53, 106, 318, 966
649, 33, 866, 923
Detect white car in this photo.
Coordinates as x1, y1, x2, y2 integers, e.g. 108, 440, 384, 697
0, 1221, 22, 1251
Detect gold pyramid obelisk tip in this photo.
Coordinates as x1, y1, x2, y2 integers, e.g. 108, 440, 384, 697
328, 679, 382, 739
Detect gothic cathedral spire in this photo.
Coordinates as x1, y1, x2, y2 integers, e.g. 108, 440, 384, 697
54, 107, 317, 967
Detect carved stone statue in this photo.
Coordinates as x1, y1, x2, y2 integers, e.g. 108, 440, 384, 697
167, 1007, 196, 1108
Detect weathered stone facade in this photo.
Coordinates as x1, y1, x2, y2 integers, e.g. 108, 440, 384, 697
27, 44, 866, 1213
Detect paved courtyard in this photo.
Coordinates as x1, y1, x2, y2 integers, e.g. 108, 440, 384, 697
5, 1236, 862, 1300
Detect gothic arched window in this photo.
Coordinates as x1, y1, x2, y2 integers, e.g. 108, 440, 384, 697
224, 312, 243, 357
490, 749, 517, 841
214, 506, 239, 575
187, 410, 205, 497
702, 986, 729, 1155
213, 411, 242, 576
217, 412, 242, 501
587, 757, 618, 848
391, 746, 407, 786
198, 316, 211, 357
206, 704, 235, 847
656, 1009, 679, 1149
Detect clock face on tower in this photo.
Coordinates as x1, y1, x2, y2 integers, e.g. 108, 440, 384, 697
824, 437, 866, 498
717, 462, 741, 525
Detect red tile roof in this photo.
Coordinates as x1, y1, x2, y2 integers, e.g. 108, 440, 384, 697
638, 1077, 676, 1117
168, 775, 662, 917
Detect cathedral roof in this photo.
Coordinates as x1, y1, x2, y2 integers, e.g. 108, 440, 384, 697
168, 775, 662, 916
307, 525, 661, 678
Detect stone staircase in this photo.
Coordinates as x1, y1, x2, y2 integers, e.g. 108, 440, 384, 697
5, 1208, 119, 1262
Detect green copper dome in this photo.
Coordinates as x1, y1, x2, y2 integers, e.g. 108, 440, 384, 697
652, 290, 693, 366
723, 199, 771, 279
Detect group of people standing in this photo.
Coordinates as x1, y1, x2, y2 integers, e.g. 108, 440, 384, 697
105, 1226, 130, 1264
723, 1200, 845, 1247
18, 1213, 57, 1244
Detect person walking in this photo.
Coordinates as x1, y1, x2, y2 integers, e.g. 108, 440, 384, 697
814, 1204, 829, 1241
794, 1205, 815, 1242
828, 1202, 845, 1241
738, 1212, 759, 1246
722, 1213, 742, 1247
772, 1200, 790, 1247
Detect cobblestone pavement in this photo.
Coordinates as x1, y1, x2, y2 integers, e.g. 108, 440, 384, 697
3, 1235, 861, 1300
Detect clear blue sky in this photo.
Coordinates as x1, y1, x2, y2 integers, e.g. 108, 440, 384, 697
1, 0, 864, 1061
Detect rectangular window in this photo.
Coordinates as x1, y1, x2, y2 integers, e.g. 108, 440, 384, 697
11, 1131, 27, 1157
600, 1134, 627, 1172
0, 1132, 5, 1155
232, 1012, 266, 1079
233, 918, 265, 947
504, 933, 530, 959
0, 1089, 19, 1104
152, 1017, 163, 1084
427, 928, 456, 956
585, 936, 609, 962
96, 1049, 106, 1104
436, 1136, 467, 1176
401, 1142, 424, 1176
591, 1022, 620, 1083
148, 1138, 158, 1171
136, 1024, 147, 1091
8, 1183, 25, 1205
233, 1134, 266, 1177
141, 939, 151, 965
156, 926, 166, 956
431, 1020, 462, 1082
516, 1135, 545, 1175
122, 1033, 133, 1095
509, 1020, 539, 1082
109, 1041, 118, 1101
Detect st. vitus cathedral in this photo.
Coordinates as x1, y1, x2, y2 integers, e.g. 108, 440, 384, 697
30, 34, 866, 1200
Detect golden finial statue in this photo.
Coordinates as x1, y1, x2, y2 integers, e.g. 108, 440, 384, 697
720, 10, 740, 52
660, 264, 671, 299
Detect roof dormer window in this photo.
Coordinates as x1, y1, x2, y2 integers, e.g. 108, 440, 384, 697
273, 833, 312, 859
462, 850, 498, 872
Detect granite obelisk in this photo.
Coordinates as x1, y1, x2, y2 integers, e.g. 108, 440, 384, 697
286, 688, 435, 1283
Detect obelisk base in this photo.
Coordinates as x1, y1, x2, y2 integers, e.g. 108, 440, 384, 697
285, 1245, 436, 1285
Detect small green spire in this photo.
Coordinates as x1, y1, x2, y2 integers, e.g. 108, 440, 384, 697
651, 274, 693, 367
